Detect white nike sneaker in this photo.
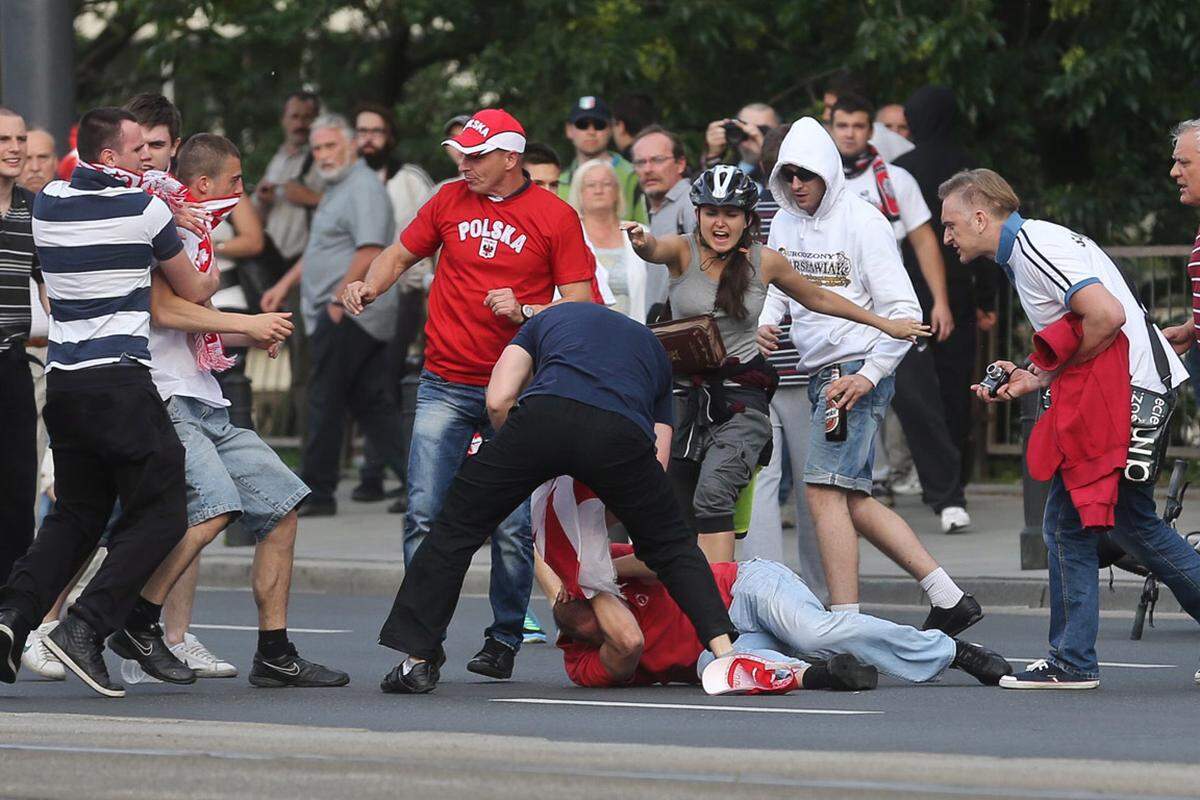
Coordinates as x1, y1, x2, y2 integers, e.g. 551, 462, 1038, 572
21, 622, 65, 680
170, 633, 238, 678
940, 506, 971, 534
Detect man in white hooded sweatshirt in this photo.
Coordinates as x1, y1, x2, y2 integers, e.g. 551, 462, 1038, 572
760, 118, 980, 636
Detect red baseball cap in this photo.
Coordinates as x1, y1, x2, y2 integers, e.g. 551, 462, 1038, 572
442, 108, 527, 155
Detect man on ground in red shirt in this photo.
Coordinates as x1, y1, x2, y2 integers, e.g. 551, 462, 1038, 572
553, 545, 1011, 692
342, 109, 597, 681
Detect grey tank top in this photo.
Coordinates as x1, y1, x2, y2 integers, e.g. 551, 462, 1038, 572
669, 235, 767, 364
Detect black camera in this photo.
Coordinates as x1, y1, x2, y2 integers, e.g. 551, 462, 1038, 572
723, 120, 747, 148
979, 362, 1011, 397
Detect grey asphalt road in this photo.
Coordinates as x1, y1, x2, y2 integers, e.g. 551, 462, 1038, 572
2, 588, 1199, 799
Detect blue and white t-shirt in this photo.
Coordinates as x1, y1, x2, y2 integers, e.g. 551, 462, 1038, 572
997, 212, 1189, 394
33, 165, 183, 372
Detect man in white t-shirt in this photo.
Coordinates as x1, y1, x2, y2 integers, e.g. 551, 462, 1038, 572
118, 134, 349, 689
940, 168, 1200, 690
830, 93, 969, 534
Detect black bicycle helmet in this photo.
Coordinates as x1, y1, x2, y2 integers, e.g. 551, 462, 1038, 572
689, 164, 759, 210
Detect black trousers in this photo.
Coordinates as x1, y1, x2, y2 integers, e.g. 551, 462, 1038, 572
891, 345, 967, 512
301, 314, 408, 505
0, 366, 186, 637
931, 319, 977, 485
0, 348, 36, 583
378, 395, 736, 659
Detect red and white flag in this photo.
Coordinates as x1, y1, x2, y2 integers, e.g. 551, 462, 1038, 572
532, 476, 620, 600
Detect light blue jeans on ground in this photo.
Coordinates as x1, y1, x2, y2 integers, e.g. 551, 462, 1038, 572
404, 370, 533, 650
1042, 472, 1200, 679
696, 559, 956, 682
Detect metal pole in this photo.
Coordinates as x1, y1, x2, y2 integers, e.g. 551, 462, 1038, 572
0, 0, 76, 144
1019, 390, 1050, 569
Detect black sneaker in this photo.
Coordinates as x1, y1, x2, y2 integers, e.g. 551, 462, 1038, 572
0, 608, 29, 684
297, 499, 337, 518
384, 486, 405, 500
826, 653, 879, 691
351, 480, 385, 503
108, 624, 196, 685
467, 637, 516, 679
387, 496, 407, 514
921, 593, 983, 637
951, 640, 1013, 686
44, 614, 124, 698
999, 658, 1099, 690
249, 644, 350, 687
381, 648, 445, 694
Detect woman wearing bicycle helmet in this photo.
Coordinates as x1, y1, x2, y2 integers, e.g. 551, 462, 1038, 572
621, 164, 927, 562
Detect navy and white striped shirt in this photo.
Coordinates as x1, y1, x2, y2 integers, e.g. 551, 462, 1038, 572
33, 165, 183, 371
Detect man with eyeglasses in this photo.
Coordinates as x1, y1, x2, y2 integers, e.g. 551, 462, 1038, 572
630, 125, 692, 318
557, 96, 648, 224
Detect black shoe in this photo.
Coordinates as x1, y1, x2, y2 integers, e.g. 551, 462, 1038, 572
0, 608, 29, 684
249, 644, 350, 687
297, 499, 337, 518
108, 624, 196, 685
387, 496, 407, 514
44, 615, 124, 698
467, 637, 516, 679
921, 593, 983, 637
951, 640, 1013, 686
826, 653, 879, 691
381, 648, 446, 694
385, 486, 405, 500
351, 480, 385, 503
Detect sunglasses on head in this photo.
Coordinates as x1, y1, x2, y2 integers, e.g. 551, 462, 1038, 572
573, 118, 609, 131
780, 165, 820, 184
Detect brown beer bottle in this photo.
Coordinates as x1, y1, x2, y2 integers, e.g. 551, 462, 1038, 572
825, 364, 847, 442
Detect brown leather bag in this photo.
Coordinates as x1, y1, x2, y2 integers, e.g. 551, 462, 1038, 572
649, 314, 727, 374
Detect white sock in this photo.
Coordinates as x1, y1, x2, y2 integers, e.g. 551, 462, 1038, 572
920, 567, 964, 609
830, 603, 860, 614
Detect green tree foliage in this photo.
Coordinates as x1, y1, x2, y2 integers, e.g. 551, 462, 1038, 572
75, 0, 1200, 241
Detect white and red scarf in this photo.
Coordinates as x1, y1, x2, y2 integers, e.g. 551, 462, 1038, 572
532, 476, 620, 601
141, 169, 242, 372
842, 145, 901, 223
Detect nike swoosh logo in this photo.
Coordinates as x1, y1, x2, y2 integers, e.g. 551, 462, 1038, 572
126, 632, 154, 657
263, 660, 301, 676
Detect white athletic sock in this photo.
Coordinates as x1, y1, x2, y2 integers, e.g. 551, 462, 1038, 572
920, 567, 964, 609
830, 603, 860, 614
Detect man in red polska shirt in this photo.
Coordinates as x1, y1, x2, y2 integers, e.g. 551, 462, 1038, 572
342, 108, 598, 681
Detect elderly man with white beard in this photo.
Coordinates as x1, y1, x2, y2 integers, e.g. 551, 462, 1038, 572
261, 114, 407, 517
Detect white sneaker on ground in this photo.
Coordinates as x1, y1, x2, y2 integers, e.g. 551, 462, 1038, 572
701, 653, 799, 696
170, 632, 238, 678
20, 621, 65, 680
891, 469, 923, 496
940, 506, 971, 534
1193, 665, 1200, 685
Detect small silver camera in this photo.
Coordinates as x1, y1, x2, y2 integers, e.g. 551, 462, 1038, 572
979, 362, 1011, 397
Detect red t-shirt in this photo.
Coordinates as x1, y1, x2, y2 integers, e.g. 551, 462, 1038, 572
559, 544, 739, 688
400, 180, 598, 385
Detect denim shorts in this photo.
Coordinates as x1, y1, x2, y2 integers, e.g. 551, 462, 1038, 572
166, 395, 310, 541
804, 360, 895, 494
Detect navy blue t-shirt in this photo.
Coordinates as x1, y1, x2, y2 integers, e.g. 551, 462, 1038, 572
509, 303, 673, 440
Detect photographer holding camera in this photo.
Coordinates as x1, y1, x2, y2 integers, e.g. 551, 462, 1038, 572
702, 103, 781, 191
940, 168, 1200, 691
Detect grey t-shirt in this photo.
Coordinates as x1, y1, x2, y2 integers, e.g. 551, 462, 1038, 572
300, 159, 396, 341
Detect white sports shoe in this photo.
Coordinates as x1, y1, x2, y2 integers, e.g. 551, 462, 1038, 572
940, 506, 971, 534
701, 653, 799, 696
1193, 666, 1200, 686
891, 468, 923, 496
170, 633, 238, 678
20, 622, 65, 680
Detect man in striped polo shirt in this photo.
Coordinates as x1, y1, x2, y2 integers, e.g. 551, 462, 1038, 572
1162, 118, 1200, 358
0, 107, 217, 698
0, 108, 42, 585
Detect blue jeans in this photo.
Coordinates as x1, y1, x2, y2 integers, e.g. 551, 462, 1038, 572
404, 370, 533, 649
1043, 473, 1200, 678
696, 559, 955, 682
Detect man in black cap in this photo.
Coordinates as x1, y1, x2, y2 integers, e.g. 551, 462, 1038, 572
557, 96, 647, 223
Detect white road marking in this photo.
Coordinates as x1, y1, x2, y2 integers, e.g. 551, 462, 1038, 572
189, 624, 351, 634
1008, 658, 1176, 669
491, 698, 880, 715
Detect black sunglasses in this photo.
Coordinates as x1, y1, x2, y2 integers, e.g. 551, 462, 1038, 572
573, 118, 609, 131
779, 165, 820, 183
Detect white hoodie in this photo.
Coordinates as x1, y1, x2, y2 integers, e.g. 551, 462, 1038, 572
760, 117, 919, 387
